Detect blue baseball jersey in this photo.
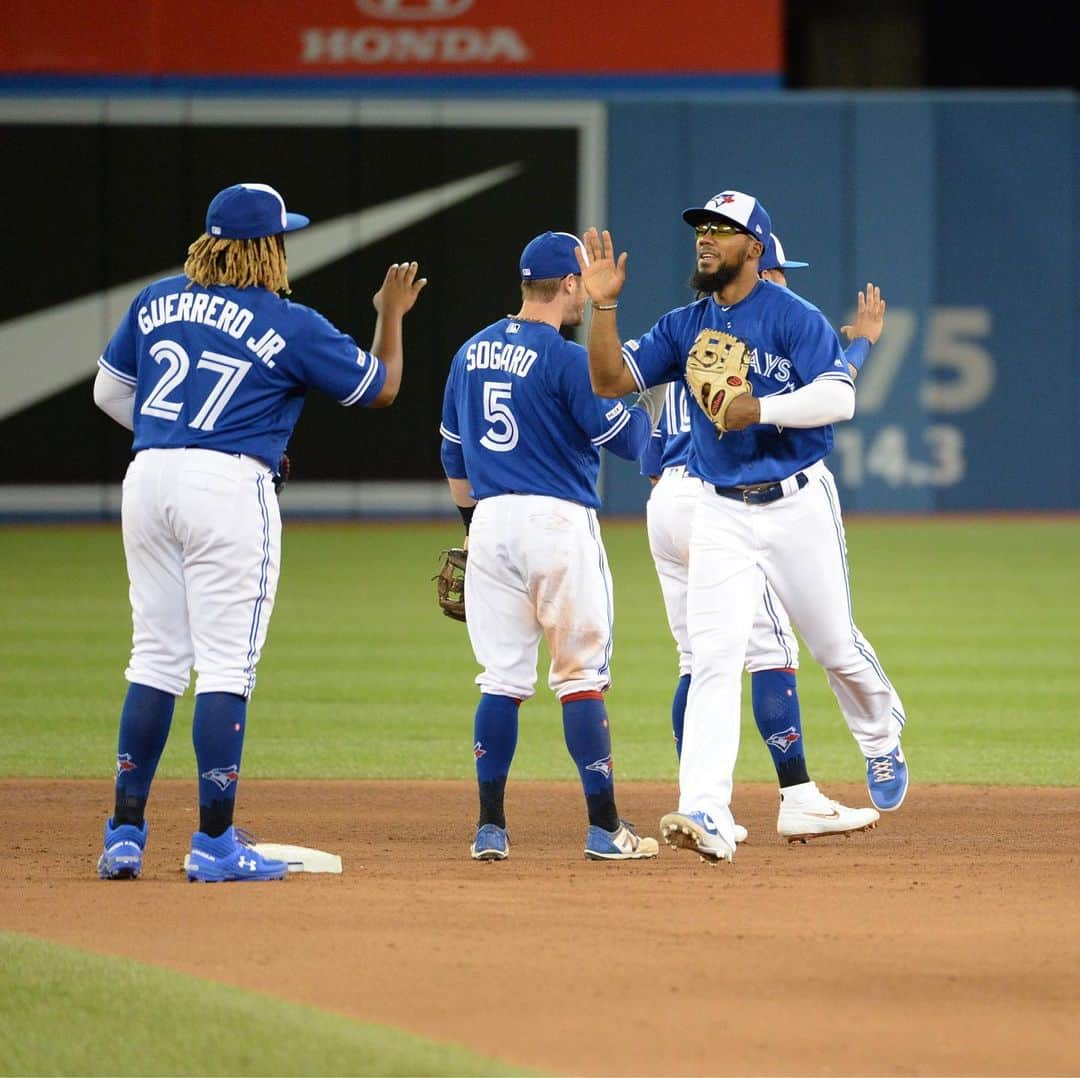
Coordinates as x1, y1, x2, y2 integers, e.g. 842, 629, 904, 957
440, 318, 650, 509
639, 380, 691, 478
98, 274, 386, 469
623, 281, 851, 487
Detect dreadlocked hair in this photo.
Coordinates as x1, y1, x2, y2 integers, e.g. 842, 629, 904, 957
183, 233, 291, 294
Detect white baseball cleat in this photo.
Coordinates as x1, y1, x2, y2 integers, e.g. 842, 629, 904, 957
659, 810, 735, 864
776, 781, 880, 842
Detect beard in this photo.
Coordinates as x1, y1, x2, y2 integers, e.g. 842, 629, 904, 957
689, 262, 742, 294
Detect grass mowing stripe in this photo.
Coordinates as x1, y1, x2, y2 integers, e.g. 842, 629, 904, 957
0, 931, 533, 1077
0, 519, 1076, 784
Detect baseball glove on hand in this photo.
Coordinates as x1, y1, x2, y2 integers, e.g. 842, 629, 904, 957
273, 454, 291, 495
684, 329, 753, 434
434, 547, 467, 622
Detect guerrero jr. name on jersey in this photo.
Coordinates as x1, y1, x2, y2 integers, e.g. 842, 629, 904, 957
137, 292, 286, 367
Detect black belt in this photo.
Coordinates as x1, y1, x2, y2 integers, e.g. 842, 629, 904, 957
714, 471, 808, 505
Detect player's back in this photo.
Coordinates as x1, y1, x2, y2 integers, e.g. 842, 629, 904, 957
444, 317, 623, 509
101, 274, 376, 469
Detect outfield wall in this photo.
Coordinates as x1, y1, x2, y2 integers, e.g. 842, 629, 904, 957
0, 91, 1075, 518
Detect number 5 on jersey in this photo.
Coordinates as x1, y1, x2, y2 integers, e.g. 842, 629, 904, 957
480, 380, 518, 452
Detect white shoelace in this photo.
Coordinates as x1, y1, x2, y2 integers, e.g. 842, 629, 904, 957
870, 757, 895, 783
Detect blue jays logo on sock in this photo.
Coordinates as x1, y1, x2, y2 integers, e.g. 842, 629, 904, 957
586, 755, 613, 779
766, 727, 801, 753
115, 753, 136, 775
201, 765, 240, 791
473, 741, 487, 760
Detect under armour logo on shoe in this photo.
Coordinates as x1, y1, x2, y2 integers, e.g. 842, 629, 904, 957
238, 855, 256, 871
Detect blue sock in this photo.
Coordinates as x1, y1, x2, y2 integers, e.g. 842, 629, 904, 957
192, 692, 247, 837
562, 692, 619, 832
113, 683, 176, 826
671, 673, 691, 759
751, 669, 810, 787
474, 693, 519, 828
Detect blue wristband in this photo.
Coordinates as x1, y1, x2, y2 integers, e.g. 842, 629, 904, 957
845, 337, 871, 373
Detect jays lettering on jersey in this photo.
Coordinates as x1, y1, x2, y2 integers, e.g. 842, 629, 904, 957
98, 276, 385, 469
623, 281, 851, 487
440, 319, 650, 508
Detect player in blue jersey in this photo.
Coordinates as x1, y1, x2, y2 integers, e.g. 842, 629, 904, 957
92, 182, 427, 882
578, 192, 908, 864
439, 231, 664, 863
639, 231, 885, 843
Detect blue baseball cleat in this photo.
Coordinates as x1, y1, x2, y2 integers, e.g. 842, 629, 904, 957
866, 744, 909, 811
97, 818, 148, 879
186, 826, 288, 882
660, 810, 734, 863
584, 820, 659, 861
470, 823, 510, 861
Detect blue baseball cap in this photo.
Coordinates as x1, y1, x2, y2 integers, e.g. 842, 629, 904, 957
760, 233, 809, 272
519, 231, 587, 280
682, 190, 771, 248
205, 183, 310, 240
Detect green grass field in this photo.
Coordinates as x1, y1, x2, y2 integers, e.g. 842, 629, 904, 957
1, 516, 1077, 786
1, 516, 1077, 1076
0, 931, 530, 1077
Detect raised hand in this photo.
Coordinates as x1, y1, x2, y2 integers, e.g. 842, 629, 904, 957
841, 282, 885, 344
576, 228, 628, 306
374, 261, 429, 316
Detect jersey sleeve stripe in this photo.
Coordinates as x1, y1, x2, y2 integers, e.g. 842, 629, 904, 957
339, 349, 381, 406
439, 424, 462, 444
591, 407, 632, 446
620, 347, 647, 391
97, 355, 137, 385
815, 371, 855, 387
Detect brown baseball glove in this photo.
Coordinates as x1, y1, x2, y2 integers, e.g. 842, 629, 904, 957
273, 453, 291, 495
434, 547, 467, 622
684, 329, 753, 434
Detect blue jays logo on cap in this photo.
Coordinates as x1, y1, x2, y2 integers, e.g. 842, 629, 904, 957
760, 233, 809, 272
205, 183, 311, 240
682, 189, 772, 248
519, 231, 587, 280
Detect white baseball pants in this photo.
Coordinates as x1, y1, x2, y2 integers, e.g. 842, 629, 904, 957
466, 493, 614, 701
121, 448, 281, 698
646, 465, 800, 675
679, 460, 905, 842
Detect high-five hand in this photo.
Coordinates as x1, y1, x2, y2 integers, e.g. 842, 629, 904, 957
841, 282, 885, 345
374, 261, 429, 316
576, 228, 628, 306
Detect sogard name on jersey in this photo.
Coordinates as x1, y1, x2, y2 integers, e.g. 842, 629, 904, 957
137, 293, 285, 365
464, 339, 538, 378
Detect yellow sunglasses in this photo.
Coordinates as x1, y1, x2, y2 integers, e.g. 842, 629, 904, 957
693, 221, 746, 237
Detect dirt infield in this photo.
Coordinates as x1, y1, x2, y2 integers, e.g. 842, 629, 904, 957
3, 779, 1078, 1077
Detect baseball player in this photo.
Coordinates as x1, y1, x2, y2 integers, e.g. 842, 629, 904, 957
639, 231, 885, 842
577, 192, 908, 864
93, 182, 426, 881
439, 230, 663, 862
